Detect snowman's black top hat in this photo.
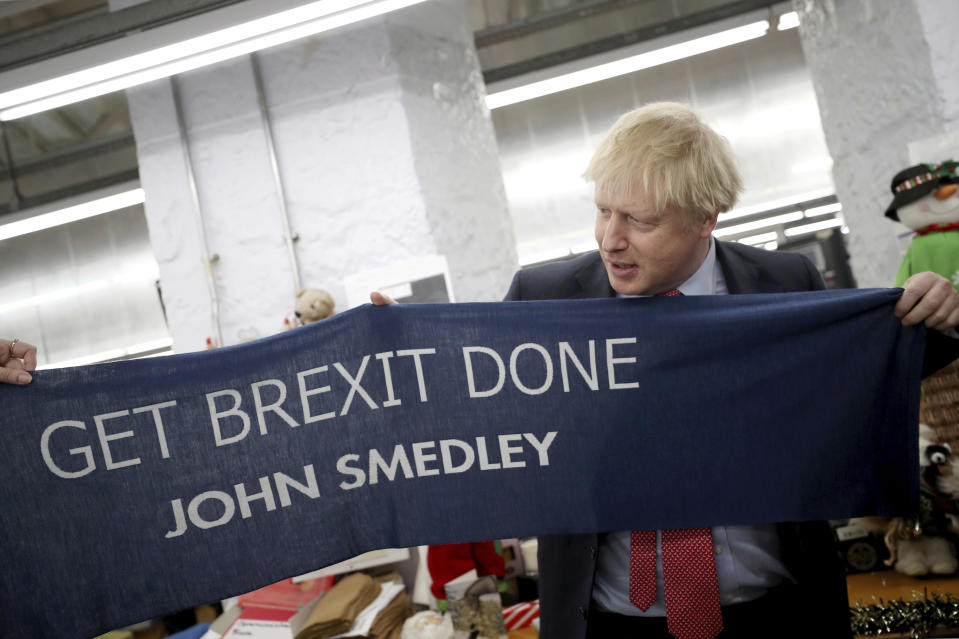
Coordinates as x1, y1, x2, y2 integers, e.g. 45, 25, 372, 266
885, 160, 959, 221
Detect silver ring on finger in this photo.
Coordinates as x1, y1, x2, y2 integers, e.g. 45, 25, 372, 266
9, 338, 19, 349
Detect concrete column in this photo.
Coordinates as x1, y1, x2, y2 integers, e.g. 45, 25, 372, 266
124, 0, 516, 351
792, 0, 959, 288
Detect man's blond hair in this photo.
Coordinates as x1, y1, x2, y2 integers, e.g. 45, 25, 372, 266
583, 102, 743, 230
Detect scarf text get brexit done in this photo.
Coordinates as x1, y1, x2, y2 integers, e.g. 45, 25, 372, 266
0, 289, 923, 638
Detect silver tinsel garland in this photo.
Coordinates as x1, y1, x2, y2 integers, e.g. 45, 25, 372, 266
850, 593, 959, 638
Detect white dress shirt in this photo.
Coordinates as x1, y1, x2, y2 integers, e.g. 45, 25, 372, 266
591, 237, 795, 616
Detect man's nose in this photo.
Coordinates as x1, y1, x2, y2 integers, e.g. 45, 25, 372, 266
601, 213, 628, 251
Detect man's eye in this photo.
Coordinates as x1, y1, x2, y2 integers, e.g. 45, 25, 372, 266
628, 216, 654, 228
597, 208, 611, 217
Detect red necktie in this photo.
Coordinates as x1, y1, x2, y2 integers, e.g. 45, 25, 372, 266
627, 287, 723, 639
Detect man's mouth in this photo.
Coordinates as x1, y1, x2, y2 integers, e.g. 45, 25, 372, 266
606, 260, 637, 275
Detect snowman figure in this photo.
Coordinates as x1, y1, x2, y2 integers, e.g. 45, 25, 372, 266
885, 160, 959, 290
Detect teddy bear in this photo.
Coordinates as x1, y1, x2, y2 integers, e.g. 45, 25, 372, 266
293, 288, 335, 325
885, 160, 959, 291
877, 424, 959, 576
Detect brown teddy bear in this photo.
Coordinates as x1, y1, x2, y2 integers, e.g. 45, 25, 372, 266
293, 288, 335, 325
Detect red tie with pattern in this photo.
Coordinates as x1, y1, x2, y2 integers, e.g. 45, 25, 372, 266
627, 287, 723, 639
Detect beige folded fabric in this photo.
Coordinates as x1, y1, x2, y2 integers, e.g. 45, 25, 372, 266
294, 573, 381, 639
368, 589, 412, 639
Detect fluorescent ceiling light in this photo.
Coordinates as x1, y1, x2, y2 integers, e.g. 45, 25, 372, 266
715, 211, 804, 237
738, 231, 778, 245
485, 20, 769, 110
803, 202, 842, 217
777, 12, 800, 30
0, 188, 145, 241
784, 218, 843, 237
0, 0, 429, 120
720, 187, 834, 222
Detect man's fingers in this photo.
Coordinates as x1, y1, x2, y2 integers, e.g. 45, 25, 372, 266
370, 291, 397, 306
930, 307, 959, 332
0, 367, 32, 385
899, 290, 944, 326
896, 272, 959, 330
895, 271, 959, 330
0, 338, 39, 384
895, 273, 934, 320
10, 340, 38, 370
925, 295, 959, 331
5, 359, 24, 372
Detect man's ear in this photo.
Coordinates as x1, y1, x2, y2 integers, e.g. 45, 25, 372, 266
699, 210, 719, 238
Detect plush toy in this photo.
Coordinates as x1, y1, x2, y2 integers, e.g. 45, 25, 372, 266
880, 424, 959, 576
885, 160, 959, 290
401, 610, 454, 639
294, 288, 336, 325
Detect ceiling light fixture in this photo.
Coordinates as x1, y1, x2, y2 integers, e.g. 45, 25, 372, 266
777, 11, 800, 30
0, 187, 145, 241
485, 19, 770, 110
0, 0, 429, 120
783, 218, 843, 237
714, 211, 804, 238
803, 202, 842, 217
738, 231, 778, 246
720, 187, 835, 222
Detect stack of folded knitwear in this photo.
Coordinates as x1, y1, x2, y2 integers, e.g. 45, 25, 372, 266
294, 573, 380, 639
368, 589, 412, 639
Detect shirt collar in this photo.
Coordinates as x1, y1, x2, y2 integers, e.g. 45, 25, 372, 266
675, 236, 717, 296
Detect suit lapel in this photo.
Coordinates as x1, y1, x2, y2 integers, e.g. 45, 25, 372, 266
715, 240, 785, 294
574, 253, 616, 298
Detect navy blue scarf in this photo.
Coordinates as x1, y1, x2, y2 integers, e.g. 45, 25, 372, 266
0, 289, 923, 638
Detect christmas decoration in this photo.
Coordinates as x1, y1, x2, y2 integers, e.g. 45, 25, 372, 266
850, 592, 959, 638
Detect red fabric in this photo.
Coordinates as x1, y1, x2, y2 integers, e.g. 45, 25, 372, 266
427, 542, 506, 599
662, 527, 723, 639
916, 222, 959, 235
502, 600, 540, 630
628, 530, 657, 610
629, 528, 723, 639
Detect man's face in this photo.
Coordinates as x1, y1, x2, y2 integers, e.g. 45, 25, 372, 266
593, 184, 716, 296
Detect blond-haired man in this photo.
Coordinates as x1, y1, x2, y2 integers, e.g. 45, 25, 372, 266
504, 102, 959, 638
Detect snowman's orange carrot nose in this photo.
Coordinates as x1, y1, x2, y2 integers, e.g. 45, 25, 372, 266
935, 183, 958, 200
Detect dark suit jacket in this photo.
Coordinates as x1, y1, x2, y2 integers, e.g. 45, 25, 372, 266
502, 240, 945, 638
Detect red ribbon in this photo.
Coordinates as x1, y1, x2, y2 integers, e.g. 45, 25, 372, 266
916, 222, 959, 236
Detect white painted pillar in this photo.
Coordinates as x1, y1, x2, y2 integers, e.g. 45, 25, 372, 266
123, 0, 517, 351
792, 0, 959, 288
